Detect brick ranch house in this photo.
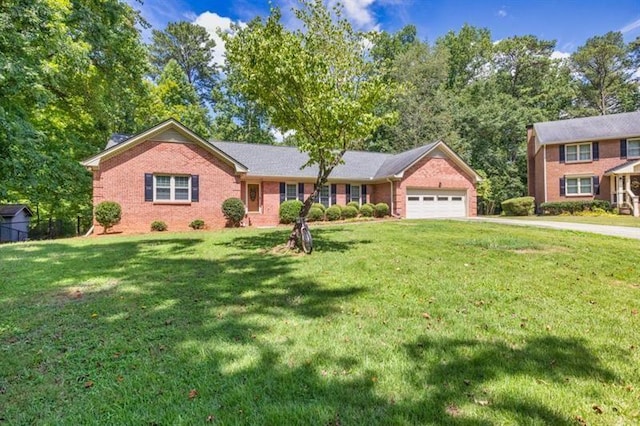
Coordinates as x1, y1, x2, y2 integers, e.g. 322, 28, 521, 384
527, 110, 640, 216
81, 119, 481, 233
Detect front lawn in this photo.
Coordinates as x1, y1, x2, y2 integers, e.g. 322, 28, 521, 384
1, 221, 638, 424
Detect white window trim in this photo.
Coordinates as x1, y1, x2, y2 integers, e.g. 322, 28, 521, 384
285, 182, 298, 201
628, 139, 640, 159
349, 184, 361, 205
154, 175, 191, 202
565, 142, 592, 163
565, 176, 593, 196
318, 184, 332, 208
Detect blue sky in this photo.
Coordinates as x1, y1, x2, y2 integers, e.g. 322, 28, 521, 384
129, 0, 640, 60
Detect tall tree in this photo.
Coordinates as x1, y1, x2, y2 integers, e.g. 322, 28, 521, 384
138, 60, 212, 137
493, 35, 556, 99
571, 31, 640, 115
387, 42, 459, 152
224, 0, 395, 249
211, 70, 276, 144
149, 21, 218, 103
1, 0, 149, 223
437, 24, 493, 91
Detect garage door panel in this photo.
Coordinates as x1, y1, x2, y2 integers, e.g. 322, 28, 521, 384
406, 189, 466, 218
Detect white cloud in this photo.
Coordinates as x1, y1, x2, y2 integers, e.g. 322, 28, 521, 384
329, 0, 378, 30
193, 12, 245, 66
551, 51, 571, 60
497, 8, 507, 18
620, 18, 640, 34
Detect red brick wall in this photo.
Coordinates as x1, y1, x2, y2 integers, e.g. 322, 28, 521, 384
94, 140, 241, 233
398, 156, 477, 217
544, 139, 622, 203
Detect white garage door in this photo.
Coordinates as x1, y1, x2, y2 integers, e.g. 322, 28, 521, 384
406, 189, 467, 218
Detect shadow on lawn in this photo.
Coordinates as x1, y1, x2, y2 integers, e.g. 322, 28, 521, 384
0, 236, 618, 424
221, 226, 373, 253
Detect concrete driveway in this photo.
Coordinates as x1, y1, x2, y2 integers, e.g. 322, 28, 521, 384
465, 217, 640, 240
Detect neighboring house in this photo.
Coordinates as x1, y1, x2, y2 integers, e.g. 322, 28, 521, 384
0, 204, 33, 242
81, 119, 481, 233
527, 111, 640, 217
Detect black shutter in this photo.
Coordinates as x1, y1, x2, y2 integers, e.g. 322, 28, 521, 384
346, 184, 351, 203
298, 183, 304, 201
361, 185, 367, 204
144, 173, 153, 201
559, 145, 565, 163
593, 176, 600, 195
331, 184, 337, 206
621, 139, 627, 158
191, 175, 199, 202
279, 182, 286, 204
559, 177, 565, 196
592, 142, 599, 161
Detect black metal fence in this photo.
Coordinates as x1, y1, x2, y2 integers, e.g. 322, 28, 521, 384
29, 217, 92, 240
0, 223, 29, 242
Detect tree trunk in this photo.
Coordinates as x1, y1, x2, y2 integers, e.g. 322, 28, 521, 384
286, 187, 321, 250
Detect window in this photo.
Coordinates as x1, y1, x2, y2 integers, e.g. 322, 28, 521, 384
566, 143, 592, 162
628, 139, 640, 158
565, 177, 593, 195
350, 185, 361, 204
154, 175, 191, 202
285, 183, 298, 201
319, 185, 331, 207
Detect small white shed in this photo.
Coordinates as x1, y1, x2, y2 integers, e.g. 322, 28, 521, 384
0, 204, 33, 242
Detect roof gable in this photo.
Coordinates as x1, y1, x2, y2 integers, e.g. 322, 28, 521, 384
81, 119, 248, 173
82, 120, 479, 183
0, 204, 33, 218
534, 111, 640, 145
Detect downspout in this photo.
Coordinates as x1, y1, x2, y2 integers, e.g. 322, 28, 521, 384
387, 178, 401, 218
543, 145, 547, 203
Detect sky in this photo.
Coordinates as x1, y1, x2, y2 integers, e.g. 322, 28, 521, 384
127, 0, 640, 63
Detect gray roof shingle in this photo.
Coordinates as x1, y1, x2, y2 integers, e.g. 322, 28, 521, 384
99, 124, 466, 181
0, 204, 33, 217
534, 110, 640, 145
105, 134, 132, 149
212, 141, 428, 180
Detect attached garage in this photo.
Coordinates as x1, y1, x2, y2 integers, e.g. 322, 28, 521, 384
406, 188, 467, 218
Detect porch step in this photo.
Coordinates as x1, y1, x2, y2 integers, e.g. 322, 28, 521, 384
619, 207, 632, 215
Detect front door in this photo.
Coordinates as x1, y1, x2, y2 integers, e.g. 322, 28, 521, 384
247, 183, 260, 212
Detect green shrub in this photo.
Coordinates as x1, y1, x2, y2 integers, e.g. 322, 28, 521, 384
540, 200, 612, 215
374, 202, 390, 217
312, 203, 326, 212
346, 201, 360, 212
221, 197, 246, 227
151, 220, 167, 231
189, 219, 205, 230
501, 196, 535, 216
360, 204, 374, 217
342, 205, 358, 219
325, 205, 342, 221
307, 206, 325, 222
94, 201, 121, 233
279, 200, 303, 224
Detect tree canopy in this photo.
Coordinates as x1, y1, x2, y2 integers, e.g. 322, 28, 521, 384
2, 0, 639, 229
224, 0, 396, 208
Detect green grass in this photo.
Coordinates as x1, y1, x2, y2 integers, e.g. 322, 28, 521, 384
498, 214, 640, 228
1, 221, 639, 425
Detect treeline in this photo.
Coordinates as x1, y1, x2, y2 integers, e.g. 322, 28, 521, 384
1, 0, 639, 222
